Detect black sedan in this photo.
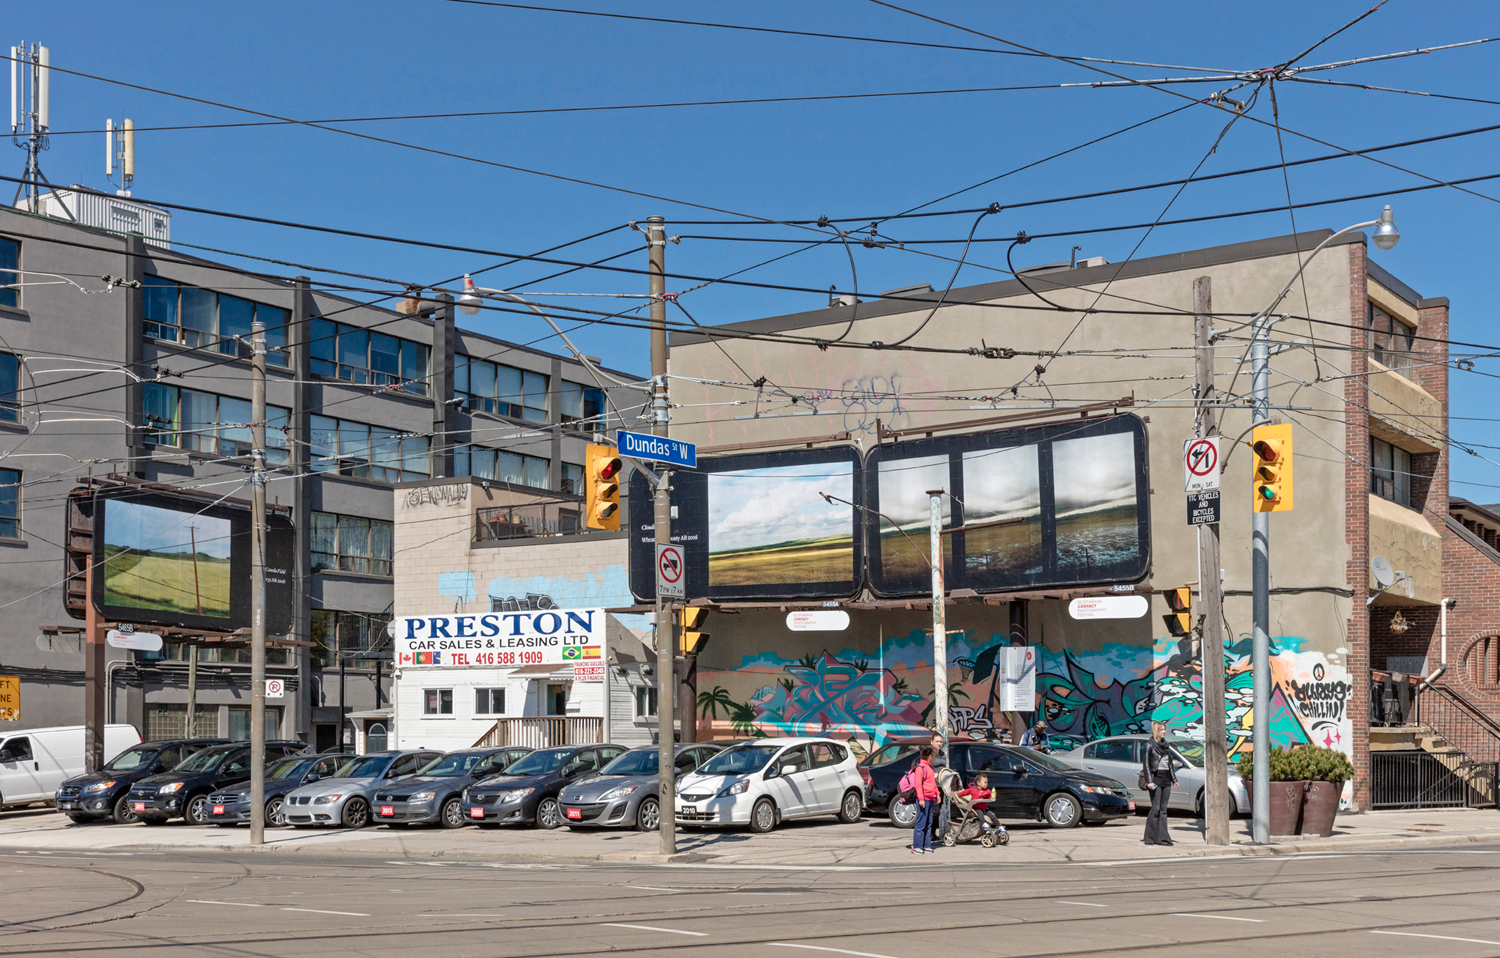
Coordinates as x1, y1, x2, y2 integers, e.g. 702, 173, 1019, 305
205, 753, 352, 827
126, 741, 310, 825
373, 747, 532, 828
860, 739, 1133, 828
464, 744, 626, 829
56, 738, 227, 824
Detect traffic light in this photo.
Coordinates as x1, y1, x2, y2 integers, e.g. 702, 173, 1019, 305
585, 443, 622, 530
679, 606, 711, 656
1251, 423, 1294, 512
1163, 587, 1193, 637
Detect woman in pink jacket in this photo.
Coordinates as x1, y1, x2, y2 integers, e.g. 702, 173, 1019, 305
911, 746, 940, 854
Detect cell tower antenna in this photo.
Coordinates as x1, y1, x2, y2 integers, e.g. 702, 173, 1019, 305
106, 116, 135, 196
10, 41, 68, 216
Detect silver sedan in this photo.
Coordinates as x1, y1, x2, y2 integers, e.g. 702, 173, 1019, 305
1053, 735, 1249, 817
284, 750, 440, 828
558, 744, 722, 830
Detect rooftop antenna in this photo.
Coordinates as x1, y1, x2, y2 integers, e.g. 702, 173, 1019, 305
10, 42, 68, 215
106, 117, 134, 196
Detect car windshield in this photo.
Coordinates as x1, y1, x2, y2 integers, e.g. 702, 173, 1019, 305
1171, 741, 1205, 766
862, 743, 919, 767
104, 747, 158, 771
337, 755, 393, 778
175, 748, 232, 772
418, 752, 489, 776
1022, 751, 1076, 773
501, 748, 571, 775
266, 758, 312, 780
698, 744, 780, 775
601, 750, 659, 776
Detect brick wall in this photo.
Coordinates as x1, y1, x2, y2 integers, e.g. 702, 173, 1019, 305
1345, 243, 1372, 809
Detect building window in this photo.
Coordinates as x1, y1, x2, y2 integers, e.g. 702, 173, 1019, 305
152, 641, 288, 667
1368, 304, 1415, 376
309, 414, 430, 483
0, 352, 18, 423
0, 237, 17, 309
311, 511, 393, 576
142, 275, 289, 367
424, 689, 454, 715
635, 686, 658, 719
455, 355, 548, 423
455, 444, 549, 489
560, 462, 583, 496
0, 467, 18, 538
142, 382, 291, 465
229, 706, 282, 741
475, 688, 505, 714
560, 381, 605, 432
308, 317, 429, 395
310, 609, 391, 669
1371, 437, 1413, 508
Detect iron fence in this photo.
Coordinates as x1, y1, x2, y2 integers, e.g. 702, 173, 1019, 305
1371, 751, 1498, 810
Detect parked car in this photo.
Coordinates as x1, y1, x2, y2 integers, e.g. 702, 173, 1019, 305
2, 724, 141, 811
559, 743, 723, 831
56, 738, 227, 824
284, 749, 441, 828
861, 739, 1133, 828
1054, 735, 1250, 817
465, 744, 627, 829
674, 737, 865, 834
205, 753, 353, 827
372, 747, 532, 828
126, 741, 309, 825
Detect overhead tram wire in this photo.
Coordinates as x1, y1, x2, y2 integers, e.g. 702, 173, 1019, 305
1266, 79, 1327, 381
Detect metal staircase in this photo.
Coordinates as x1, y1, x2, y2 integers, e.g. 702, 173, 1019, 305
1370, 684, 1499, 810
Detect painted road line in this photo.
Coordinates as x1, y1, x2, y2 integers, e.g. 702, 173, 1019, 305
282, 908, 370, 917
419, 914, 507, 918
602, 923, 708, 937
1057, 901, 1107, 907
187, 901, 263, 907
629, 886, 685, 892
769, 944, 907, 958
1172, 913, 1265, 923
1372, 931, 1500, 946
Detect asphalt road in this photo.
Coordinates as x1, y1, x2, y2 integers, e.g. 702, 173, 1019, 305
3, 844, 1500, 957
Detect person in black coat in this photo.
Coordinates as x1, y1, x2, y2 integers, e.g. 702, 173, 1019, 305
1142, 720, 1179, 846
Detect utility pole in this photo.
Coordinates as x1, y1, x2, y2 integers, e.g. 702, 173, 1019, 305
1250, 318, 1272, 845
83, 563, 104, 772
927, 490, 949, 766
248, 318, 268, 845
647, 215, 676, 856
1194, 276, 1230, 846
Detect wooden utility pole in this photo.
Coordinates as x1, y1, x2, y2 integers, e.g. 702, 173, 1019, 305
249, 318, 268, 845
647, 215, 676, 856
1195, 275, 1231, 846
83, 563, 105, 771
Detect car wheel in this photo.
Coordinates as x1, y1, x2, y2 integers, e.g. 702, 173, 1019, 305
636, 797, 660, 832
749, 797, 776, 834
342, 798, 370, 829
1195, 789, 1238, 819
264, 796, 286, 827
1044, 792, 1082, 828
887, 798, 917, 829
837, 790, 862, 824
441, 797, 466, 829
186, 794, 211, 825
112, 795, 139, 825
535, 797, 562, 829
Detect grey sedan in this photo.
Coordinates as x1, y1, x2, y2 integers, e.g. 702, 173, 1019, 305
559, 743, 723, 831
284, 750, 441, 828
1053, 735, 1250, 817
373, 747, 532, 828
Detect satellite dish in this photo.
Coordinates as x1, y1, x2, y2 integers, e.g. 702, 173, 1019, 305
1371, 556, 1395, 589
36, 633, 52, 653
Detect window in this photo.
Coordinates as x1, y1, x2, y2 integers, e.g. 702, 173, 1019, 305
142, 275, 289, 367
142, 383, 290, 465
0, 353, 18, 423
310, 414, 429, 483
560, 462, 583, 496
1368, 303, 1416, 376
0, 237, 18, 309
0, 467, 17, 538
776, 746, 809, 774
424, 689, 454, 715
810, 743, 840, 768
309, 317, 429, 395
311, 511, 393, 575
151, 642, 288, 667
1089, 740, 1138, 763
455, 444, 549, 489
475, 688, 506, 714
1371, 437, 1413, 508
228, 707, 282, 741
456, 355, 547, 422
0, 736, 32, 762
310, 609, 392, 668
635, 685, 658, 719
560, 381, 605, 432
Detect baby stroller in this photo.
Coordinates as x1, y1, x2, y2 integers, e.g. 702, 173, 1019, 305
937, 767, 1009, 848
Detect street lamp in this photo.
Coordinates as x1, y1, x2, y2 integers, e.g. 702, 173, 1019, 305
1372, 205, 1400, 251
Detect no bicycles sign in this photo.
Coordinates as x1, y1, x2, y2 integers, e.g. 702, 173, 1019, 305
1183, 436, 1221, 494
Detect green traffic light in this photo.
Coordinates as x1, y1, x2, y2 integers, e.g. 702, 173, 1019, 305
1259, 486, 1277, 500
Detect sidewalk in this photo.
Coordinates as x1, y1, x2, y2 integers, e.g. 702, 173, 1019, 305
0, 804, 1496, 866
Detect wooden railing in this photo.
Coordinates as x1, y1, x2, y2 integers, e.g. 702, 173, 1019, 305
472, 717, 603, 749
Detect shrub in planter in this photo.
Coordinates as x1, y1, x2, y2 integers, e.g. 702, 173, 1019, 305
1295, 746, 1352, 837
1237, 747, 1306, 836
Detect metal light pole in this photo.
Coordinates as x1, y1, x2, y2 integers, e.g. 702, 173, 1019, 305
927, 489, 949, 766
248, 318, 268, 845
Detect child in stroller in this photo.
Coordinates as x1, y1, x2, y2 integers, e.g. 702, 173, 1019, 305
938, 768, 1009, 848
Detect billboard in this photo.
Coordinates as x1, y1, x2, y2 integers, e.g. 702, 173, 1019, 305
629, 445, 864, 602
393, 608, 604, 668
90, 489, 294, 634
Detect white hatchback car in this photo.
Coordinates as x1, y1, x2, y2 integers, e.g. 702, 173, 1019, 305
674, 737, 865, 833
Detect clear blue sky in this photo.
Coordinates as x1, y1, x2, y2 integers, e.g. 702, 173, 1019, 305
14, 1, 1500, 495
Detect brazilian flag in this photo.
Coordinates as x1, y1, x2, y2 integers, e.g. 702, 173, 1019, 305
562, 646, 581, 660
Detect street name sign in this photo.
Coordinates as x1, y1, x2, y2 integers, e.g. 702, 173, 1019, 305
1187, 490, 1221, 526
618, 430, 697, 469
1183, 436, 1221, 493
656, 543, 686, 600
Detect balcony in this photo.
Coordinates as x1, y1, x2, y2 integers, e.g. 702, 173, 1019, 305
1367, 358, 1441, 453
472, 716, 602, 749
475, 500, 592, 542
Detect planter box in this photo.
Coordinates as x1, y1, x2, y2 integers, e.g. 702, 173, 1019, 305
1267, 780, 1306, 836
1300, 781, 1341, 837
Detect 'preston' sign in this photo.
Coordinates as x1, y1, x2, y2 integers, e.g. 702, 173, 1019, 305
394, 608, 604, 668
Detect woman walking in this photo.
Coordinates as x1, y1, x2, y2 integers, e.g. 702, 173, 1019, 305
911, 745, 939, 855
1142, 721, 1179, 846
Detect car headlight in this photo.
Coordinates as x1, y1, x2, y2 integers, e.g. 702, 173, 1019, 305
717, 780, 750, 797
500, 788, 534, 803
312, 794, 342, 804
600, 785, 638, 801
158, 783, 184, 794
410, 791, 436, 803
1078, 785, 1115, 794
84, 781, 117, 792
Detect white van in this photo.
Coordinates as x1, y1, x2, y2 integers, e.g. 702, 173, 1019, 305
0, 725, 141, 808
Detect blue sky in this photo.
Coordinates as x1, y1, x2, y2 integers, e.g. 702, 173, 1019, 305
13, 2, 1500, 496
105, 501, 232, 558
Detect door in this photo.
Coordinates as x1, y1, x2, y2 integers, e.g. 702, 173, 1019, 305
1083, 739, 1144, 803
766, 746, 817, 817
968, 748, 1035, 815
0, 736, 43, 803
806, 743, 843, 812
30, 731, 70, 795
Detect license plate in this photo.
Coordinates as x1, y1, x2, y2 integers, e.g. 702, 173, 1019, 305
380, 806, 394, 817
565, 807, 581, 820
212, 805, 225, 816
470, 807, 483, 818
133, 802, 145, 812
1128, 800, 1137, 811
681, 806, 696, 815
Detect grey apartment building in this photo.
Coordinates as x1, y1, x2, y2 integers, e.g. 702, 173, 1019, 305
0, 195, 641, 751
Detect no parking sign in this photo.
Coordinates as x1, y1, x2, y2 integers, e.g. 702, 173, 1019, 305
264, 678, 285, 699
